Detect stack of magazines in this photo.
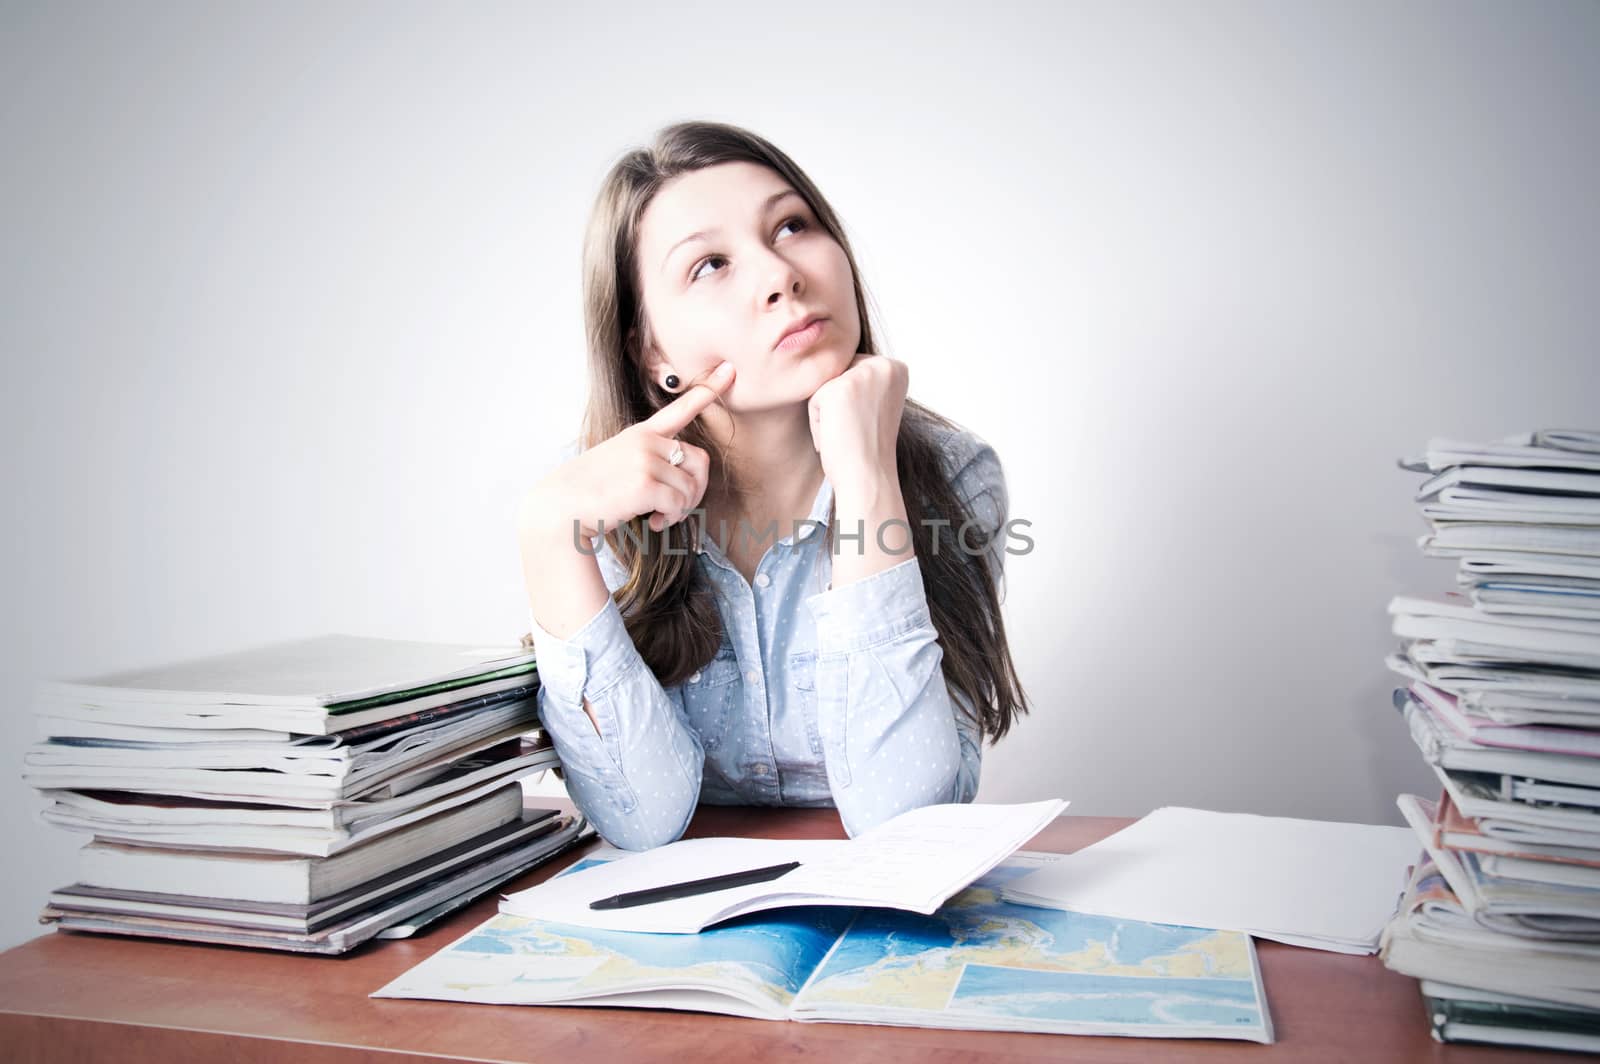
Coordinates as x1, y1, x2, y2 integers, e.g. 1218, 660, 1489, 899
1381, 430, 1600, 1052
24, 634, 589, 954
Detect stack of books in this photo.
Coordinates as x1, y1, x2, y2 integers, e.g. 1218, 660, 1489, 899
24, 634, 589, 954
1380, 430, 1600, 1052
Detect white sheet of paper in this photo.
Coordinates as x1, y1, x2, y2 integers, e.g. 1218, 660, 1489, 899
779, 800, 1067, 906
501, 799, 1067, 933
1001, 807, 1417, 953
501, 837, 847, 932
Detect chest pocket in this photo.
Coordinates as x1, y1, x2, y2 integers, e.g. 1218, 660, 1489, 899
788, 650, 824, 758
681, 649, 741, 751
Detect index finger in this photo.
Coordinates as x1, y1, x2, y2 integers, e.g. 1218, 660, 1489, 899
642, 362, 735, 437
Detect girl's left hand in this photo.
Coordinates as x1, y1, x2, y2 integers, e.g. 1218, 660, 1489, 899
807, 352, 909, 497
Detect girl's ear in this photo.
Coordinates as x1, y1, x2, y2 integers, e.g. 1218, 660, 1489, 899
635, 337, 657, 374
632, 324, 665, 376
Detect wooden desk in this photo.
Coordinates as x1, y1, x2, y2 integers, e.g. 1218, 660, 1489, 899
0, 807, 1552, 1063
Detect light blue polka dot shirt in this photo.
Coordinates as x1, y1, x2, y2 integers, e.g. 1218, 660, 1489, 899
529, 425, 1009, 850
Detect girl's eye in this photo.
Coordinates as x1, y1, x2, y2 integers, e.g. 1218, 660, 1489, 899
688, 218, 808, 283
690, 255, 728, 283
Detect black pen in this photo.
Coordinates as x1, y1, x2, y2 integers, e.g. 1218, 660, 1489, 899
589, 860, 802, 910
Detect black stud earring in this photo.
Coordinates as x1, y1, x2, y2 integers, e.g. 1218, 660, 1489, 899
664, 374, 680, 390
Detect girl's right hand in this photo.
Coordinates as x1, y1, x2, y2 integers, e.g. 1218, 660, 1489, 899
523, 361, 735, 544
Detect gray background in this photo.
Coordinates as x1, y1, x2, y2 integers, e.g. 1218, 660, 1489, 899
3, 0, 1597, 952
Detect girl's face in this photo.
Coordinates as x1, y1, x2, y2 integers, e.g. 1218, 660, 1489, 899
634, 161, 861, 413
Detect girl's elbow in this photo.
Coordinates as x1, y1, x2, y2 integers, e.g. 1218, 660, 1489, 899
595, 801, 693, 851
607, 776, 700, 850
837, 766, 968, 839
953, 761, 980, 804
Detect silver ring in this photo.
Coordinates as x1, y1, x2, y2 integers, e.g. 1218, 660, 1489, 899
667, 443, 686, 467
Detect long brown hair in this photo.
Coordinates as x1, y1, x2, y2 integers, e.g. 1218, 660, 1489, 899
578, 120, 1027, 741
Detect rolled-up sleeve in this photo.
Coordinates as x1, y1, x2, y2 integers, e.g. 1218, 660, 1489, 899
529, 542, 704, 850
803, 431, 1007, 836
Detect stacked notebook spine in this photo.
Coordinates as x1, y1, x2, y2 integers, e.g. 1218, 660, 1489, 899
23, 634, 589, 954
1379, 429, 1600, 1053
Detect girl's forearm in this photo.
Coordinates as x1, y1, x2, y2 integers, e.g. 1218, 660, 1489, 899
517, 492, 612, 734
517, 489, 704, 837
829, 474, 914, 588
517, 490, 611, 640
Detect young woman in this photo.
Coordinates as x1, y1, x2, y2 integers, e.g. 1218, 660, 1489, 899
518, 121, 1028, 849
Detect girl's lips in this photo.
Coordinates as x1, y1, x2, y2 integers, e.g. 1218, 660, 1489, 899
775, 318, 826, 352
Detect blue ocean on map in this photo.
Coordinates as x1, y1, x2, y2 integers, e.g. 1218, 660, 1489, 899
951, 966, 1261, 1027
817, 890, 1236, 980
457, 907, 853, 995
802, 880, 1265, 1035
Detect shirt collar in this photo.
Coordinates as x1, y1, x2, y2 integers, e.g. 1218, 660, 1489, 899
697, 474, 834, 568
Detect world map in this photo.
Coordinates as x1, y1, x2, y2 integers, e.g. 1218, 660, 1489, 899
373, 854, 1272, 1041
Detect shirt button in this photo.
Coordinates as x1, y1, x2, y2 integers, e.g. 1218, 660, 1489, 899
754, 572, 771, 589
688, 671, 701, 683
744, 669, 760, 685
751, 763, 769, 776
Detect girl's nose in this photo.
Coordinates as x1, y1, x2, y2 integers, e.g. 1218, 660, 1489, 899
760, 249, 804, 305
766, 276, 802, 305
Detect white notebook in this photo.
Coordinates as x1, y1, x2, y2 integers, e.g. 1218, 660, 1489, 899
48, 634, 535, 707
501, 799, 1067, 933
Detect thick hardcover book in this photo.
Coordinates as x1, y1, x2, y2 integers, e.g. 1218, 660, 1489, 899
1424, 993, 1600, 1052
74, 783, 527, 904
37, 740, 558, 855
24, 724, 549, 803
41, 815, 595, 954
47, 808, 565, 932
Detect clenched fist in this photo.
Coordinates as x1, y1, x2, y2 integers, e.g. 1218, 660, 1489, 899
807, 353, 908, 498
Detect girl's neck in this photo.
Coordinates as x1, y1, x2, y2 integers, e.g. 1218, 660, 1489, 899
705, 403, 826, 530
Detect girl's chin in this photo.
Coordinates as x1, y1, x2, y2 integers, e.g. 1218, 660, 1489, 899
716, 353, 851, 408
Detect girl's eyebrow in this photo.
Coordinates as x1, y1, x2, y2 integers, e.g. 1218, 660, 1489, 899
660, 189, 806, 273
